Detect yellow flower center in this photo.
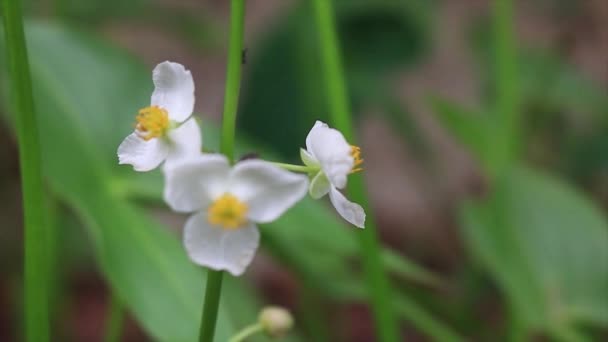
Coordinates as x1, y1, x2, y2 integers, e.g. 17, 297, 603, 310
207, 193, 249, 229
350, 145, 363, 173
135, 106, 169, 141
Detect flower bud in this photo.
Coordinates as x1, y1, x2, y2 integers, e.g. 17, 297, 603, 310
258, 306, 294, 338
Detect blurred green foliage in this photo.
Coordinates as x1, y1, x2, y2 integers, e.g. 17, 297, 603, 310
1, 0, 608, 340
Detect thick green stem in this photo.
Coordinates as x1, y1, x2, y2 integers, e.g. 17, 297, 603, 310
228, 323, 264, 342
2, 1, 50, 341
310, 1, 399, 341
199, 271, 224, 342
199, 1, 245, 341
103, 295, 125, 342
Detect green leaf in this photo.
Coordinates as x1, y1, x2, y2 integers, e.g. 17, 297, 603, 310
461, 166, 608, 336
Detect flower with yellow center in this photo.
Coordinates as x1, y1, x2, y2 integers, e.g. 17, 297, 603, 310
117, 61, 201, 172
135, 106, 170, 141
207, 194, 249, 229
300, 121, 366, 228
164, 154, 309, 276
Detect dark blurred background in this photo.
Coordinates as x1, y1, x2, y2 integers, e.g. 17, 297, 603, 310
1, 0, 607, 341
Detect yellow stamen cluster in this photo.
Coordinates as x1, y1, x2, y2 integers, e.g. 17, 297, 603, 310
207, 193, 249, 229
135, 106, 169, 141
350, 145, 364, 173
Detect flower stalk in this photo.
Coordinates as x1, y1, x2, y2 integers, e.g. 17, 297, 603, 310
310, 0, 399, 340
199, 0, 246, 341
228, 323, 263, 342
2, 0, 50, 341
271, 162, 318, 174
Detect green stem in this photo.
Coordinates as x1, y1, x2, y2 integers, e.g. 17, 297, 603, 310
1, 1, 50, 341
219, 0, 246, 162
310, 1, 399, 341
199, 270, 223, 342
199, 1, 245, 341
228, 323, 264, 342
103, 295, 125, 342
271, 162, 316, 173
490, 0, 520, 177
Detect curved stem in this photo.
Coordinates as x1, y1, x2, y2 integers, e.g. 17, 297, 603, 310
199, 1, 246, 341
228, 323, 264, 342
310, 1, 399, 341
2, 1, 50, 341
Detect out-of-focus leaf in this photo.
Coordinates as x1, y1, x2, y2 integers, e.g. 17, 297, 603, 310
47, 0, 150, 24
335, 0, 430, 76
394, 296, 462, 342
461, 166, 608, 337
563, 133, 608, 182
473, 24, 608, 136
430, 97, 490, 167
238, 0, 431, 157
0, 21, 266, 341
518, 51, 608, 126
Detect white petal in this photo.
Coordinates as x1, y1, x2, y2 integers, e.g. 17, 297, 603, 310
305, 121, 353, 189
300, 148, 318, 167
305, 120, 327, 159
164, 117, 202, 168
163, 154, 230, 213
329, 187, 365, 228
183, 212, 259, 276
117, 132, 169, 172
151, 61, 195, 122
309, 172, 331, 199
228, 160, 309, 223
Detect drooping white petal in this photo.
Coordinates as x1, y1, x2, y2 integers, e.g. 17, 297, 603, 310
151, 61, 195, 122
163, 154, 230, 213
309, 171, 331, 199
305, 121, 353, 189
164, 117, 202, 168
183, 212, 259, 276
329, 187, 365, 228
228, 160, 309, 223
117, 132, 169, 172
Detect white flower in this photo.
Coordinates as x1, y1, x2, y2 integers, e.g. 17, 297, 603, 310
118, 61, 201, 172
164, 154, 309, 276
301, 121, 366, 228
